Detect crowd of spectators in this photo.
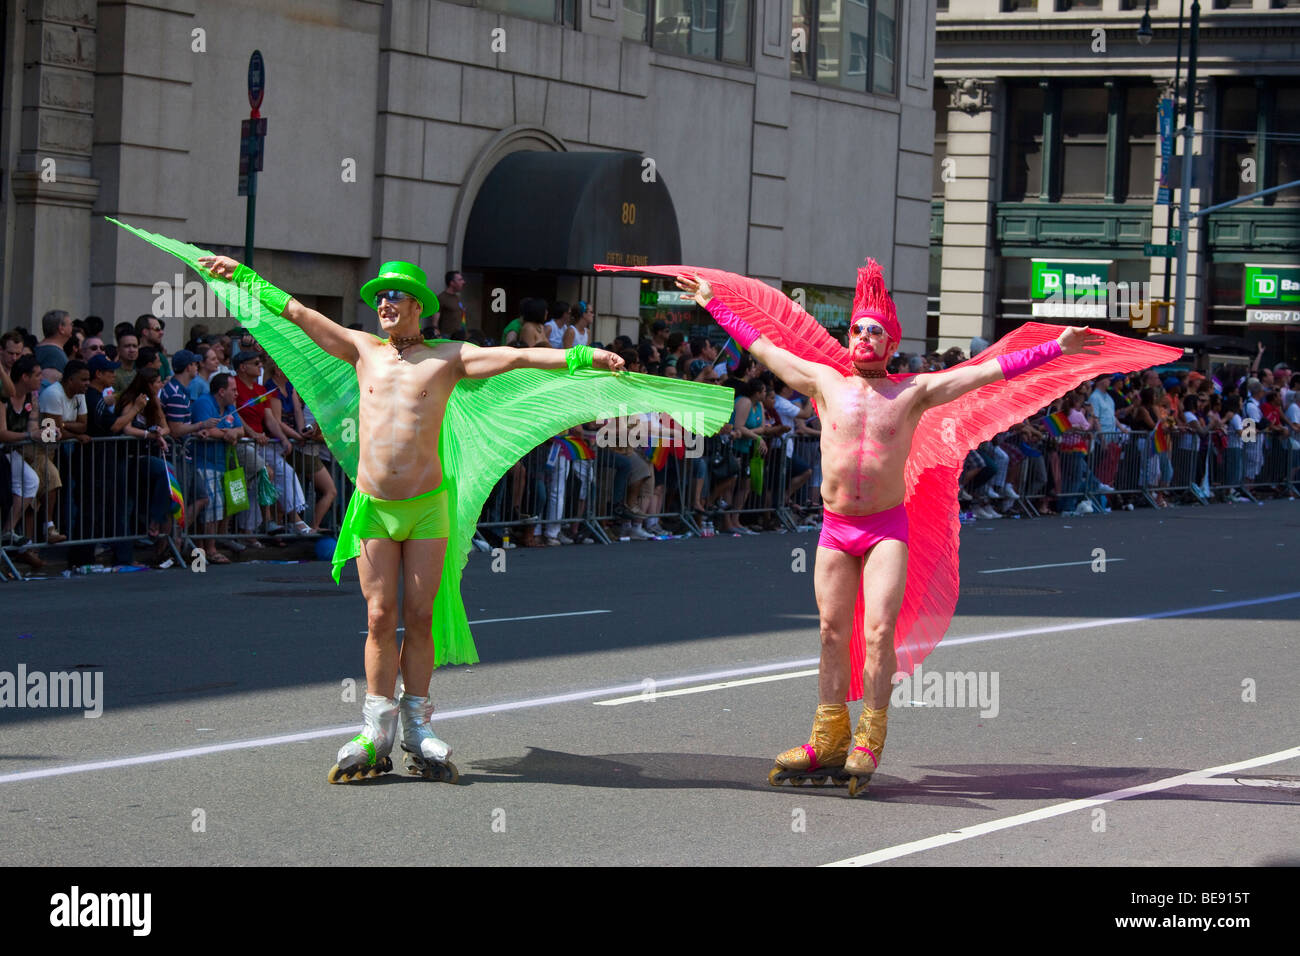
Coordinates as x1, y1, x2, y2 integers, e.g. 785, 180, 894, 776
4, 296, 1297, 571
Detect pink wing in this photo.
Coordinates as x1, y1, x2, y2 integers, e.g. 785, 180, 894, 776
596, 264, 852, 374
860, 323, 1183, 698
599, 263, 1182, 700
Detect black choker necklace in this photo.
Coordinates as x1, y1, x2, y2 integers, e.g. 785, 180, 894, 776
856, 369, 888, 379
387, 333, 423, 351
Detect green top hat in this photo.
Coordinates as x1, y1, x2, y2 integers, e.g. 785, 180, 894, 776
359, 261, 441, 320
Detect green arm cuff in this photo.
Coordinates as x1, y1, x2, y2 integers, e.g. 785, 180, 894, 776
565, 344, 593, 375
232, 263, 292, 317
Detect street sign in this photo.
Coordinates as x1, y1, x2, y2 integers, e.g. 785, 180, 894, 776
1170, 228, 1181, 243
1144, 243, 1177, 257
1157, 98, 1174, 205
248, 50, 265, 112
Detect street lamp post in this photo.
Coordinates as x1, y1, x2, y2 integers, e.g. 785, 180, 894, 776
1173, 1, 1200, 334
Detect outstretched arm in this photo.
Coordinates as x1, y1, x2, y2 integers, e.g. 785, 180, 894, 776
915, 326, 1104, 411
456, 344, 626, 380
198, 255, 365, 365
675, 274, 828, 400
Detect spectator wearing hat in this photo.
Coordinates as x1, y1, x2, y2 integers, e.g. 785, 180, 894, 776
232, 350, 312, 536
191, 372, 247, 563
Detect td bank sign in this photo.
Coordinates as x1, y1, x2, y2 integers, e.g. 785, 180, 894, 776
1244, 265, 1300, 324
1031, 260, 1113, 319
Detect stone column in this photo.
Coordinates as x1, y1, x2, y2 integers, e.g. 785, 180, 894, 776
937, 77, 996, 352
8, 0, 99, 327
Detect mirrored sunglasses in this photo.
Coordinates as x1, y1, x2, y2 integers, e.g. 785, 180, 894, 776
374, 290, 414, 306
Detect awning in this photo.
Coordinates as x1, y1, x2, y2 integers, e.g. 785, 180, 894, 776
1147, 334, 1256, 356
462, 151, 681, 273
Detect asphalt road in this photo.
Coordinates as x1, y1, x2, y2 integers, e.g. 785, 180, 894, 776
1, 501, 1297, 867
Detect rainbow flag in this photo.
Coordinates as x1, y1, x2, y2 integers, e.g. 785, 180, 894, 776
236, 389, 275, 412
721, 338, 742, 374
1044, 411, 1072, 437
1153, 423, 1170, 454
650, 443, 671, 469
554, 435, 594, 461
164, 458, 185, 527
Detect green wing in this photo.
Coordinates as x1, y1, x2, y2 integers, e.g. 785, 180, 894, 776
111, 218, 735, 666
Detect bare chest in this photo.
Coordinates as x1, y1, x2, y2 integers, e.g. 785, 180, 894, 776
822, 379, 917, 451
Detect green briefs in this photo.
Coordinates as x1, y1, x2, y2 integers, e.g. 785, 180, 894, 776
349, 484, 450, 541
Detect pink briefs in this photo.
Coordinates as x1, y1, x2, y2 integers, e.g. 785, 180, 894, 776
817, 503, 909, 556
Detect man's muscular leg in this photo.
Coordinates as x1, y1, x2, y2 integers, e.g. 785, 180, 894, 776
845, 538, 908, 784
397, 536, 448, 693
813, 545, 862, 703
358, 536, 403, 696
768, 546, 859, 780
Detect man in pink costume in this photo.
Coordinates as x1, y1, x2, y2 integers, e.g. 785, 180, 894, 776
604, 259, 1180, 796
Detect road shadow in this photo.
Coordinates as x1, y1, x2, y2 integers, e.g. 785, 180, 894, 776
462, 749, 1300, 810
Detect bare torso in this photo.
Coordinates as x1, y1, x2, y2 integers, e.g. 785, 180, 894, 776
816, 372, 926, 515
354, 338, 459, 499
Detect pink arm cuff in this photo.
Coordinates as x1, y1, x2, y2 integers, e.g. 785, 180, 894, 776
997, 340, 1062, 379
704, 298, 760, 351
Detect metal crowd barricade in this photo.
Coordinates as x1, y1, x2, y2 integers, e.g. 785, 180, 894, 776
1, 434, 187, 579
782, 433, 824, 525
1240, 432, 1299, 499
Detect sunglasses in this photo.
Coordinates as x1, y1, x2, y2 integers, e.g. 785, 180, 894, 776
374, 290, 415, 306
850, 322, 886, 338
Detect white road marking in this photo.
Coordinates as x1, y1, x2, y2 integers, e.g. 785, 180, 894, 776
823, 745, 1300, 867
593, 669, 819, 705
360, 609, 611, 634
931, 590, 1300, 652
4, 591, 1297, 786
978, 559, 1126, 574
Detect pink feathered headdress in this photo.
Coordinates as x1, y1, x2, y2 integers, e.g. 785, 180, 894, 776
850, 259, 900, 346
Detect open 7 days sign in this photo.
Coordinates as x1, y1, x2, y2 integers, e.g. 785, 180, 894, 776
1244, 265, 1300, 325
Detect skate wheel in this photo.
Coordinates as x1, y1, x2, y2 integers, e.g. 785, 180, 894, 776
441, 761, 460, 784
809, 775, 827, 786
327, 764, 345, 784
789, 776, 807, 787
767, 766, 785, 787
847, 775, 872, 798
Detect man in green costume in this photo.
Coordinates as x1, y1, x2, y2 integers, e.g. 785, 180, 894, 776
111, 218, 734, 785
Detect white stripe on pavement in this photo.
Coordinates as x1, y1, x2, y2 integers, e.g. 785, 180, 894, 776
822, 746, 1300, 867
593, 669, 819, 705
978, 559, 1126, 574
360, 609, 612, 634
4, 591, 1297, 786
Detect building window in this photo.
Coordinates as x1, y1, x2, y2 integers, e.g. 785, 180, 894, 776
1005, 81, 1160, 204
1271, 86, 1300, 204
1214, 80, 1300, 205
481, 0, 577, 26
1060, 87, 1109, 199
1005, 85, 1046, 202
1001, 0, 1038, 10
791, 0, 898, 95
1055, 0, 1101, 9
626, 0, 750, 64
1123, 86, 1160, 201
